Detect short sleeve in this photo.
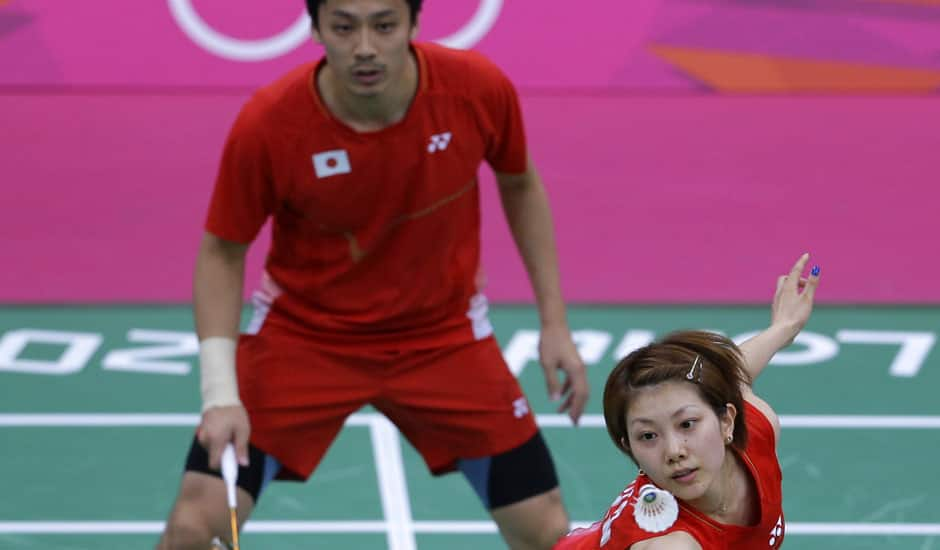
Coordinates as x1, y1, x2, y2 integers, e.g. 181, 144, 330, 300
204, 99, 276, 244
744, 401, 777, 451
477, 60, 528, 174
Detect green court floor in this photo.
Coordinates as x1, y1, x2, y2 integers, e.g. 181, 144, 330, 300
1, 305, 938, 549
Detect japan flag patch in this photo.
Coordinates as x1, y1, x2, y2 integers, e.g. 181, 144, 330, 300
312, 149, 351, 179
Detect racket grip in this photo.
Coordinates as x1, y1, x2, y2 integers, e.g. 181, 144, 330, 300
221, 443, 239, 509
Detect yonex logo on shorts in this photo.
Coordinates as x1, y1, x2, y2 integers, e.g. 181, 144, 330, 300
312, 149, 351, 179
512, 397, 529, 418
427, 132, 452, 153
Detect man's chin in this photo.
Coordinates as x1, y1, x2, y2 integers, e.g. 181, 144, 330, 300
347, 81, 386, 98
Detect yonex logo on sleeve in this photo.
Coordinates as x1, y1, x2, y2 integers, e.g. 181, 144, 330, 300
312, 149, 351, 179
427, 132, 452, 153
769, 515, 784, 547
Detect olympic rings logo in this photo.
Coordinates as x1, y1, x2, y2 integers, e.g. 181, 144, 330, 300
167, 0, 504, 62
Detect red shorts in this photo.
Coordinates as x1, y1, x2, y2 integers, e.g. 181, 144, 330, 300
236, 321, 538, 480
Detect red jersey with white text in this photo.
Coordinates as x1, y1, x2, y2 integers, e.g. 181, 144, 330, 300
205, 42, 527, 349
554, 402, 785, 549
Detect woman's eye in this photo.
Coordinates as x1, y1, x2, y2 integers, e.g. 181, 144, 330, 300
680, 419, 697, 429
640, 432, 656, 441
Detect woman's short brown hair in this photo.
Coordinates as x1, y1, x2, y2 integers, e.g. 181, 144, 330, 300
603, 330, 752, 464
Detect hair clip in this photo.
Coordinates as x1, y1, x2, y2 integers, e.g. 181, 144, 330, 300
686, 355, 703, 383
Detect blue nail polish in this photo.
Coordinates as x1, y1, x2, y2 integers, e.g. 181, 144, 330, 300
811, 265, 820, 276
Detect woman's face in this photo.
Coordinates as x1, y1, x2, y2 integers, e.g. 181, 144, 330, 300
625, 381, 736, 502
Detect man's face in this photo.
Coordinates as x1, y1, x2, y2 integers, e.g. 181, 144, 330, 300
314, 0, 417, 97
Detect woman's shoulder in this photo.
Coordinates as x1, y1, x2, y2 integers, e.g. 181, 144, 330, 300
743, 389, 781, 443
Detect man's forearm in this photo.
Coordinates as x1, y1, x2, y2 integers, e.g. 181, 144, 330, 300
193, 233, 247, 340
497, 172, 568, 328
193, 233, 248, 410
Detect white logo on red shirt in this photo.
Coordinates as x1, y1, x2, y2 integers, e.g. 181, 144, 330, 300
512, 397, 529, 418
769, 515, 784, 547
601, 482, 636, 546
312, 149, 351, 179
428, 132, 452, 153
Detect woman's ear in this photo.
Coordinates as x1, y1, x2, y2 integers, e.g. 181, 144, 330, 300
721, 403, 738, 441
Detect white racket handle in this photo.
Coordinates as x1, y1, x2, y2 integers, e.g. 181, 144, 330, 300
221, 443, 239, 509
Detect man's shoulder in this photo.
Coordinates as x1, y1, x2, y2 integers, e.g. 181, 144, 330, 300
238, 62, 319, 125
416, 41, 491, 67
416, 42, 511, 95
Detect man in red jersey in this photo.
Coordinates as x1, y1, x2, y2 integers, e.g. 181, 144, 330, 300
156, 1, 587, 549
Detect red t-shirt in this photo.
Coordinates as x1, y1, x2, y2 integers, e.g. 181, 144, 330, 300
554, 402, 785, 549
205, 42, 527, 349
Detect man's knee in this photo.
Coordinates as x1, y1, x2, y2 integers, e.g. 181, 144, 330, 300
492, 488, 570, 550
537, 491, 570, 546
157, 472, 247, 550
158, 516, 214, 550
458, 431, 559, 509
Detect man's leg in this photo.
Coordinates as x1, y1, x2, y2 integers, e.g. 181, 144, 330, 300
156, 439, 279, 550
492, 487, 568, 550
458, 432, 569, 550
157, 472, 254, 550
382, 338, 571, 550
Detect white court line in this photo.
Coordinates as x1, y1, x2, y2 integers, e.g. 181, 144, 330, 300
369, 416, 416, 550
780, 416, 940, 429
0, 413, 202, 426
2, 413, 940, 428
534, 415, 940, 429
3, 412, 939, 540
2, 521, 939, 536
785, 523, 940, 536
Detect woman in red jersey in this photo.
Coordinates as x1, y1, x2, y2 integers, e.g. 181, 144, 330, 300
554, 254, 820, 549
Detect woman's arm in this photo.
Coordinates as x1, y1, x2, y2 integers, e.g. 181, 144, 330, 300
737, 253, 820, 437
630, 531, 702, 550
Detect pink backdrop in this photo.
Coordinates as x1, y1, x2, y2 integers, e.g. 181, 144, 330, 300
4, 0, 940, 90
2, 0, 940, 303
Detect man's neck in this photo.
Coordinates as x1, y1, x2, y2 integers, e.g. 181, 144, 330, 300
318, 50, 418, 133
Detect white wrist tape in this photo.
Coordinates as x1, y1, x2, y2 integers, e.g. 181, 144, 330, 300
199, 337, 241, 412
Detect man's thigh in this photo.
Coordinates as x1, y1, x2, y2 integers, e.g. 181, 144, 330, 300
377, 336, 539, 475
236, 327, 380, 480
